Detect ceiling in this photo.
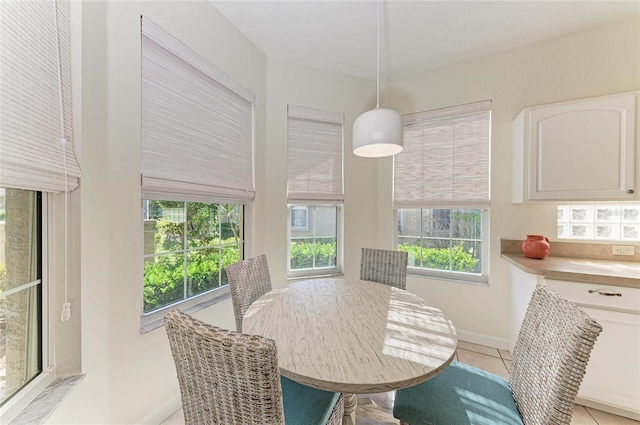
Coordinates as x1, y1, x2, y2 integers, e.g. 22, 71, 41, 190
212, 1, 640, 81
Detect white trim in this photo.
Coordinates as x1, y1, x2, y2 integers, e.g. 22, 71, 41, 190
0, 193, 52, 423
0, 280, 41, 299
140, 285, 230, 329
407, 268, 488, 285
575, 397, 640, 421
136, 394, 182, 425
43, 193, 53, 373
456, 330, 509, 351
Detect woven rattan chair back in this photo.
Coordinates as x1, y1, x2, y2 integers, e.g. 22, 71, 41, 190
165, 310, 285, 425
360, 248, 408, 290
509, 285, 602, 425
226, 254, 272, 332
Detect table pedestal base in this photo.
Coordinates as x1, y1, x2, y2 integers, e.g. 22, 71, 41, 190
342, 393, 357, 425
342, 393, 400, 425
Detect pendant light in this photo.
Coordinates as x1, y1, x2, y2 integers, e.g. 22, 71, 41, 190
352, 0, 403, 158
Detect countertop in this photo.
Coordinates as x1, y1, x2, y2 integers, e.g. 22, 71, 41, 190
501, 253, 640, 289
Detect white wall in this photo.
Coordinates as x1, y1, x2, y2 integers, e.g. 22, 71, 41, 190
47, 1, 266, 423
45, 6, 639, 423
377, 17, 640, 348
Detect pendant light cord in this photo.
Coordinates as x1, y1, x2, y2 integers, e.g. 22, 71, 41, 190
376, 0, 380, 108
54, 0, 71, 322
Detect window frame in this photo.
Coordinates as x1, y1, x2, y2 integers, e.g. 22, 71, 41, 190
287, 203, 343, 279
394, 208, 489, 285
0, 192, 54, 422
140, 196, 245, 330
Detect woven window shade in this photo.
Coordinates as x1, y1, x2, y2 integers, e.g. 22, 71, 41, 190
287, 105, 344, 202
141, 17, 255, 203
0, 0, 81, 192
394, 100, 491, 209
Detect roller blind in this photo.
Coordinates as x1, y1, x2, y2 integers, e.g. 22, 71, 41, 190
0, 0, 81, 192
394, 100, 491, 209
141, 17, 255, 203
287, 105, 344, 202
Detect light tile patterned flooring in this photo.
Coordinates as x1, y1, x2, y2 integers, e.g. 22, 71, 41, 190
162, 340, 639, 425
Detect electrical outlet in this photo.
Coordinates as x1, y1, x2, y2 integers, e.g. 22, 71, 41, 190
612, 245, 635, 256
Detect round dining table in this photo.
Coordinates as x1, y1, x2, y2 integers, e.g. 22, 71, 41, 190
243, 278, 458, 425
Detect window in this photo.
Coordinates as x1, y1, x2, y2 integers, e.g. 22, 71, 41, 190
394, 101, 491, 283
141, 18, 254, 325
397, 208, 486, 279
287, 106, 344, 277
288, 205, 341, 277
143, 200, 243, 317
0, 189, 46, 410
558, 205, 640, 241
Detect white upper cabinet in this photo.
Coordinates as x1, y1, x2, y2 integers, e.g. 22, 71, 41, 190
513, 91, 638, 202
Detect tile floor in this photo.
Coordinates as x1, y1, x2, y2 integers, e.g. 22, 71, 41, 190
162, 340, 639, 425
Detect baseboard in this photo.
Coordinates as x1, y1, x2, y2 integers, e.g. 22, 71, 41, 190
456, 330, 509, 351
575, 396, 640, 421
137, 394, 181, 425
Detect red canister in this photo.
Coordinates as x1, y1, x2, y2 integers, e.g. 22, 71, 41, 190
521, 235, 551, 260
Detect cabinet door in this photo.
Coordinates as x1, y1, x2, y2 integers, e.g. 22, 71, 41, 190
527, 93, 636, 200
579, 307, 640, 414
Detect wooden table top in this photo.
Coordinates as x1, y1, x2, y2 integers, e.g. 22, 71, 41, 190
243, 278, 458, 394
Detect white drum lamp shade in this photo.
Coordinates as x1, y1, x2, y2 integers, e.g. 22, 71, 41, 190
353, 108, 404, 157
352, 0, 403, 158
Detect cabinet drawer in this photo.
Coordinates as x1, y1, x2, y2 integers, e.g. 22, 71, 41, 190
545, 280, 640, 314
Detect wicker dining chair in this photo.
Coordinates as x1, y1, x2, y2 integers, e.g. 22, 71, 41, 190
393, 285, 602, 425
226, 254, 272, 332
360, 248, 408, 290
165, 310, 344, 425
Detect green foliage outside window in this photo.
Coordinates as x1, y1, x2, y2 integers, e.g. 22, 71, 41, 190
143, 200, 242, 313
397, 243, 478, 273
143, 238, 240, 312
289, 238, 337, 269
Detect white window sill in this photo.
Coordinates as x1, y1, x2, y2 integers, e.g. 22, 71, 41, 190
286, 272, 344, 281
140, 290, 231, 334
7, 374, 84, 425
407, 270, 489, 286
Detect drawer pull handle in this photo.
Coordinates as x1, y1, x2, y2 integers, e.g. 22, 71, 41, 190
588, 289, 622, 297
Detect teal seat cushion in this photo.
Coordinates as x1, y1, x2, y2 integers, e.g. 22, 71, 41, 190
393, 361, 524, 425
281, 376, 340, 425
